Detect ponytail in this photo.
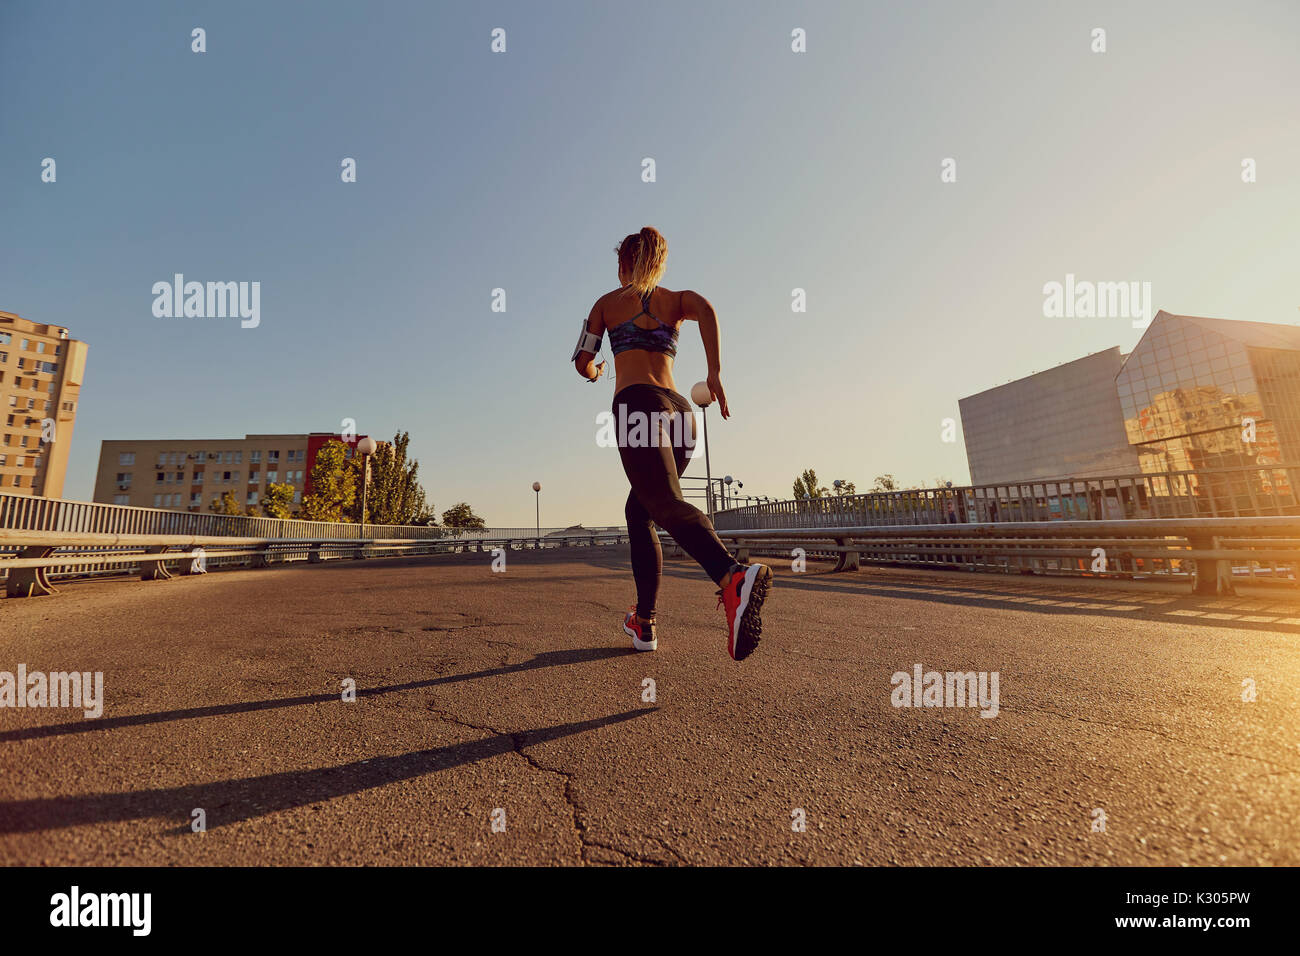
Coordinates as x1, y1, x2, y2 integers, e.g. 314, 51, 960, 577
617, 226, 668, 298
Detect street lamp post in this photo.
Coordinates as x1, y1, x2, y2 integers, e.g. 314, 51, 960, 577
689, 382, 715, 517
723, 475, 733, 510
356, 436, 377, 537
532, 481, 541, 543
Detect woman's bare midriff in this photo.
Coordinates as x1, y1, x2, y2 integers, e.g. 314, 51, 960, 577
613, 350, 676, 396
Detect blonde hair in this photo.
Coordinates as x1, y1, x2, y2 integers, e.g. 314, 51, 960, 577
616, 226, 668, 298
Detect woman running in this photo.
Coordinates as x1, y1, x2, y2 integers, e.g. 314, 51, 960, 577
571, 226, 772, 660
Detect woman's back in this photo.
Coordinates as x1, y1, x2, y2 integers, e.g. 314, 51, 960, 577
600, 285, 684, 395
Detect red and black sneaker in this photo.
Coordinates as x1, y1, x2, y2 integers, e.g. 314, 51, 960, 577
716, 563, 772, 661
622, 607, 657, 652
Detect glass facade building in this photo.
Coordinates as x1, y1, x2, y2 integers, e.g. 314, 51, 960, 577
1117, 311, 1300, 476
960, 312, 1300, 517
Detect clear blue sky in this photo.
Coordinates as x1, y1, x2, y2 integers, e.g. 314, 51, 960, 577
3, 0, 1297, 526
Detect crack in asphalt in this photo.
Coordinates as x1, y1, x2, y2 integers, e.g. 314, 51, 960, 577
424, 706, 667, 866
420, 622, 521, 634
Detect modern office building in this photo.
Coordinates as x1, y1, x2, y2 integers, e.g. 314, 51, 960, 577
1117, 311, 1300, 473
959, 347, 1140, 484
92, 432, 368, 512
0, 311, 90, 499
959, 310, 1300, 493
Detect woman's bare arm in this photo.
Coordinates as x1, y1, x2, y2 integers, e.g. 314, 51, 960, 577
572, 301, 606, 382
681, 290, 729, 417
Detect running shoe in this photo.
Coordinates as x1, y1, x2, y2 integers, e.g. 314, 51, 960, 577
716, 563, 772, 661
623, 607, 657, 652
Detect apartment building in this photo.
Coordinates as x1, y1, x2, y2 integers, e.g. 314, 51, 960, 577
92, 432, 366, 512
0, 311, 90, 499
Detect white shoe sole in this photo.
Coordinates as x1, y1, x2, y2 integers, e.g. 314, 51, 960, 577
623, 618, 657, 651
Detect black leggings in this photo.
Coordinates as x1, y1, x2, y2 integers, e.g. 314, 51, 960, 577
614, 384, 737, 618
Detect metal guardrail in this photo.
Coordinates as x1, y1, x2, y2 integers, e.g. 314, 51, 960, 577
0, 527, 629, 598
0, 491, 620, 541
683, 518, 1300, 595
714, 463, 1300, 530
0, 492, 626, 597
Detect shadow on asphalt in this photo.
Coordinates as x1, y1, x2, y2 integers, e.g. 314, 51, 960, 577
0, 709, 652, 834
0, 647, 630, 744
655, 563, 1300, 635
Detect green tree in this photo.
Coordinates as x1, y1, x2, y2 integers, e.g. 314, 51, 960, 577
409, 485, 437, 526
441, 502, 486, 531
365, 431, 430, 526
793, 468, 828, 499
833, 479, 858, 496
301, 440, 356, 522
872, 474, 899, 492
261, 481, 296, 520
208, 490, 244, 515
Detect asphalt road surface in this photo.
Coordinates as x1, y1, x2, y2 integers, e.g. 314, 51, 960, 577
1, 547, 1296, 866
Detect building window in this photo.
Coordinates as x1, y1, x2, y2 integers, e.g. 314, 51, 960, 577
119, 452, 135, 466
193, 471, 204, 483
251, 450, 261, 463
113, 495, 129, 505
267, 470, 277, 483
247, 492, 259, 505
156, 472, 164, 483
190, 493, 201, 506
153, 494, 163, 507
234, 451, 242, 464
268, 450, 279, 463
249, 470, 259, 483
292, 490, 301, 504
115, 472, 132, 487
